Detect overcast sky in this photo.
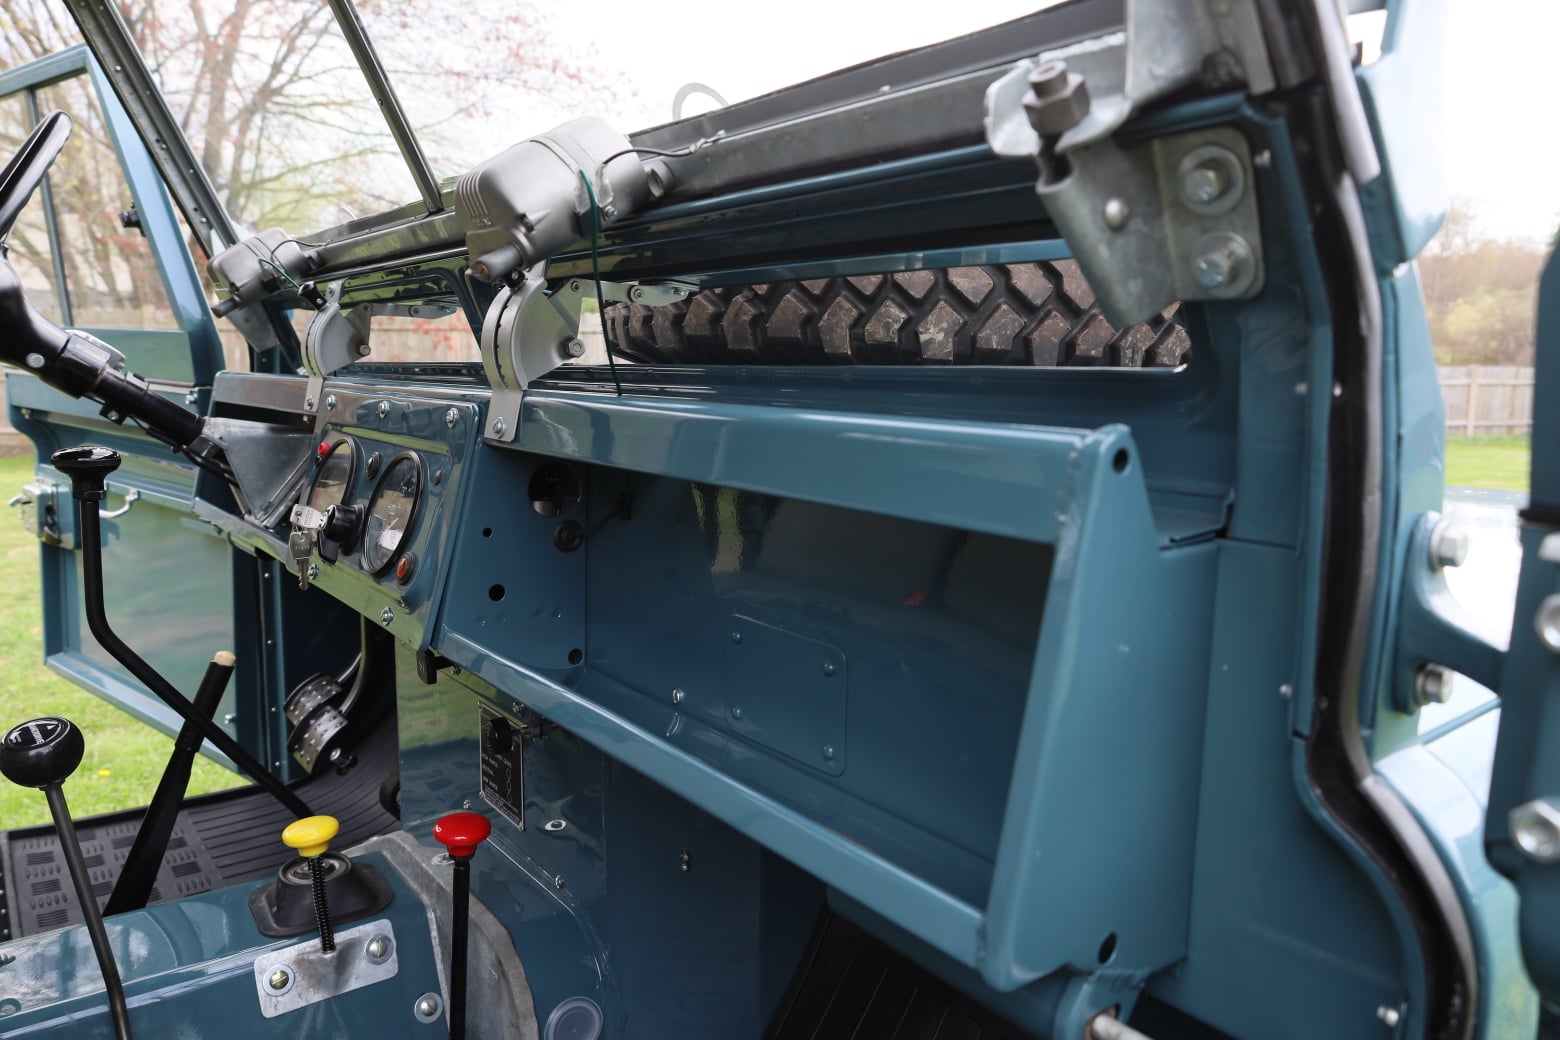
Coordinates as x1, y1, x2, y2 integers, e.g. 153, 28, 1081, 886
538, 0, 1556, 246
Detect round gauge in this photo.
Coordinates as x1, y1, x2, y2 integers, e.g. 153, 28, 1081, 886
361, 453, 423, 574
308, 438, 357, 513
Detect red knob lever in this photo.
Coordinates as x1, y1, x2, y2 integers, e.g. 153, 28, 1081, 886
434, 811, 491, 860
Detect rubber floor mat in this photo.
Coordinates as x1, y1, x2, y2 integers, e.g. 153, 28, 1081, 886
0, 720, 398, 939
766, 910, 1039, 1039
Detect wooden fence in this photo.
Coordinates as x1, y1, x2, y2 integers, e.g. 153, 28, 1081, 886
1440, 365, 1533, 437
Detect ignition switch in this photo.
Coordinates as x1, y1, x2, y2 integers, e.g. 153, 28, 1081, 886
319, 503, 364, 563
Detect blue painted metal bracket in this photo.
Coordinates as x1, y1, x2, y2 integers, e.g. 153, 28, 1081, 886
1392, 511, 1505, 711
440, 394, 1213, 993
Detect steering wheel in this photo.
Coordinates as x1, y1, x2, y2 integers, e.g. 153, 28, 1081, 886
0, 110, 71, 241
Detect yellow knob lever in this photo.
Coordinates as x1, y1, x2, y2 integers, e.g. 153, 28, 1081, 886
282, 815, 339, 858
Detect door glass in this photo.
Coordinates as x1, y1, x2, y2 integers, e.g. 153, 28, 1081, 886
0, 92, 66, 323
36, 75, 179, 331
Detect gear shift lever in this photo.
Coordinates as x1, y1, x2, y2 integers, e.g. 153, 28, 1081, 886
0, 717, 133, 1040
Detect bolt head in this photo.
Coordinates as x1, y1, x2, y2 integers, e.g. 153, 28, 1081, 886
1376, 1005, 1401, 1028
306, 564, 319, 581
1414, 665, 1452, 706
414, 994, 442, 1022
365, 935, 391, 961
1536, 594, 1560, 652
491, 417, 506, 436
1182, 163, 1226, 206
325, 394, 337, 410
1189, 232, 1256, 297
1429, 520, 1469, 569
1193, 248, 1236, 291
1511, 799, 1560, 863
821, 744, 835, 761
564, 338, 586, 358
554, 874, 566, 889
376, 400, 390, 418
267, 968, 291, 991
672, 688, 686, 704
445, 407, 458, 427
304, 397, 316, 410
380, 607, 395, 626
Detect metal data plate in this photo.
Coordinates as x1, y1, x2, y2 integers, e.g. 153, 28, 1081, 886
478, 703, 525, 830
252, 918, 399, 1018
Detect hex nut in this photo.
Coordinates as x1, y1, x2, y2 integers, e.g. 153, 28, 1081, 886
1023, 62, 1090, 137
1510, 799, 1560, 864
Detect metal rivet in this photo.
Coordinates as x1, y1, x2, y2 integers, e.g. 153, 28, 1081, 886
731, 706, 742, 720
1376, 1005, 1401, 1028
267, 967, 293, 994
1102, 197, 1129, 231
24, 353, 44, 369
445, 407, 458, 427
325, 394, 337, 410
1535, 595, 1560, 652
822, 662, 836, 677
730, 632, 742, 644
672, 688, 685, 704
822, 745, 835, 761
1278, 683, 1293, 699
679, 849, 691, 873
414, 993, 442, 1023
365, 935, 391, 963
553, 874, 566, 889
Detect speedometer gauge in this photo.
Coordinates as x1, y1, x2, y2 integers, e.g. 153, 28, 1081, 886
361, 453, 423, 574
308, 438, 357, 512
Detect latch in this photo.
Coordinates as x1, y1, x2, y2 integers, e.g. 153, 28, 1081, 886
9, 478, 73, 549
478, 277, 693, 443
983, 0, 1276, 326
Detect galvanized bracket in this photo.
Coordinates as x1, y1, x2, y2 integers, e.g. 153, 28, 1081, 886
252, 918, 400, 1018
478, 276, 693, 443
984, 0, 1274, 326
302, 281, 372, 383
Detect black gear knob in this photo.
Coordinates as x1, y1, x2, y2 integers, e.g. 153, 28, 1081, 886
51, 445, 122, 503
0, 716, 85, 788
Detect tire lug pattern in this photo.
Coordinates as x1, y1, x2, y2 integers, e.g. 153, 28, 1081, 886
601, 263, 1189, 369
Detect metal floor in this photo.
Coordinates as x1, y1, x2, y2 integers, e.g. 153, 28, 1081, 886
0, 721, 398, 939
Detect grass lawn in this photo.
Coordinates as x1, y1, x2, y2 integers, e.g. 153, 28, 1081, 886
0, 455, 240, 830
1445, 434, 1530, 493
